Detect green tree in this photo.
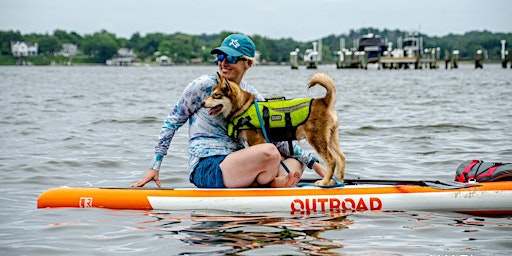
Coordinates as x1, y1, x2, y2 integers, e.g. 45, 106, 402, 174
157, 39, 173, 56
53, 29, 82, 45
170, 33, 196, 63
81, 30, 118, 63
0, 30, 23, 55
135, 32, 165, 60
38, 35, 61, 55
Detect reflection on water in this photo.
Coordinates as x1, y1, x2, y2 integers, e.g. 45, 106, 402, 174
147, 212, 352, 255
125, 210, 512, 255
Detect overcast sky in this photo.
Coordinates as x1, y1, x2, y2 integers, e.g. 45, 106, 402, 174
1, 0, 511, 41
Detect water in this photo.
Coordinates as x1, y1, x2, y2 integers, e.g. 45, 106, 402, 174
1, 64, 511, 255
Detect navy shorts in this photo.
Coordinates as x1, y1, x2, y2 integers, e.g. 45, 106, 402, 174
191, 155, 227, 188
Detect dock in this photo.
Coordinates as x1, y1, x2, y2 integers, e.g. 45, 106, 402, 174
291, 34, 510, 70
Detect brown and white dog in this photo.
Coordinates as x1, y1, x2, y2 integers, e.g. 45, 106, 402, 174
202, 72, 346, 186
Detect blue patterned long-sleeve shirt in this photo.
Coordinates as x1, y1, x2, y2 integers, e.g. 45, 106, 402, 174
150, 74, 316, 179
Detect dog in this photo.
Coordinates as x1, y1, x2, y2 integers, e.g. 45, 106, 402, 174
202, 72, 346, 186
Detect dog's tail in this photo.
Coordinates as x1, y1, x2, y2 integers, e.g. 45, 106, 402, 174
308, 73, 336, 108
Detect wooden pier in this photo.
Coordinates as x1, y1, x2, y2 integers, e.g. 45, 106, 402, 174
335, 50, 367, 69
380, 48, 439, 69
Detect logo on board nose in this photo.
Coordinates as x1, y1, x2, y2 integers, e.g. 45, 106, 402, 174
229, 39, 240, 48
79, 197, 93, 208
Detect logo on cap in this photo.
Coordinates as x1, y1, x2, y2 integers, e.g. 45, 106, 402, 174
229, 39, 240, 48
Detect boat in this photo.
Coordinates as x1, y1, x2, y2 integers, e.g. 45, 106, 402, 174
37, 180, 512, 216
357, 33, 387, 63
401, 31, 428, 62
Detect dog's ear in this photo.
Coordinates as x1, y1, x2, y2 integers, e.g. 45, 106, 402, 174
221, 78, 232, 94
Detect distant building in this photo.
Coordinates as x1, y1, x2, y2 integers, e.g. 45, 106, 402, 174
59, 43, 79, 57
190, 57, 202, 64
11, 41, 38, 57
156, 55, 172, 65
106, 48, 137, 66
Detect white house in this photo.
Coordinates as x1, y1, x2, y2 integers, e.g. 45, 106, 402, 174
106, 48, 137, 66
156, 55, 172, 65
11, 41, 38, 57
59, 43, 79, 57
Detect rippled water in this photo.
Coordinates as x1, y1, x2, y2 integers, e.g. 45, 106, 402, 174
1, 64, 511, 255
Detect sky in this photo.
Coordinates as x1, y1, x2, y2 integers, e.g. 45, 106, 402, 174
1, 0, 511, 41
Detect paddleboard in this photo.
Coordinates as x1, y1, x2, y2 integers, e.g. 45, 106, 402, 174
37, 180, 512, 215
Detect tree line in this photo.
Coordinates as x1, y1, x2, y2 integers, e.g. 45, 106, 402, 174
1, 28, 511, 65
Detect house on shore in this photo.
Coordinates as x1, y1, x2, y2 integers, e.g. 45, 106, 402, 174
59, 43, 79, 57
106, 48, 137, 66
11, 41, 38, 57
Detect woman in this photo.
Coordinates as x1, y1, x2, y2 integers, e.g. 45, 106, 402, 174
131, 34, 325, 188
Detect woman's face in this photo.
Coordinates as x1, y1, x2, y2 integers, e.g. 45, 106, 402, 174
217, 56, 252, 84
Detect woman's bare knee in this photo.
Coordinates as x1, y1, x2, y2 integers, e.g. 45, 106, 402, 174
220, 143, 281, 187
258, 143, 280, 164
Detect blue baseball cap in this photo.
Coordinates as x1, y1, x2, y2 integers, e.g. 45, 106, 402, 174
210, 34, 256, 58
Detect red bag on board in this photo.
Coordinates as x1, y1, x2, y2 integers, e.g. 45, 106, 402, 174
455, 159, 512, 182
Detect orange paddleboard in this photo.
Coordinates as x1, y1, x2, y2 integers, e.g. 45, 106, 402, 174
37, 181, 512, 215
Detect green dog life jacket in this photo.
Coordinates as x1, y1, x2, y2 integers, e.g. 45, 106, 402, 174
227, 98, 313, 142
